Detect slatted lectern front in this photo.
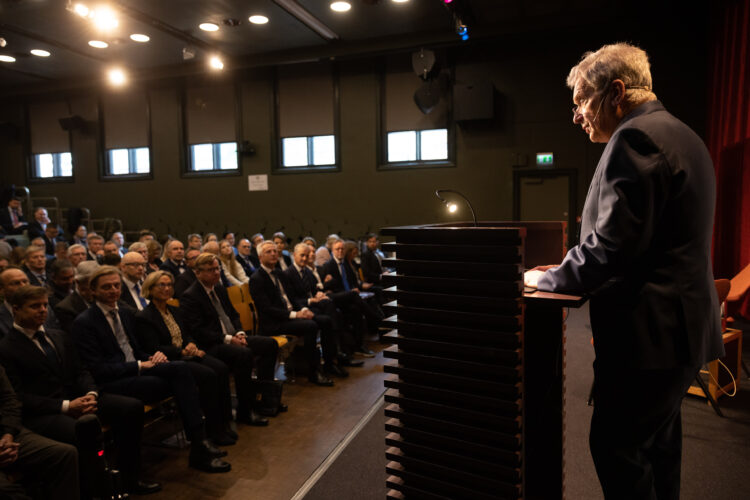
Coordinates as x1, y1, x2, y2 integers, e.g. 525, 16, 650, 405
380, 221, 585, 500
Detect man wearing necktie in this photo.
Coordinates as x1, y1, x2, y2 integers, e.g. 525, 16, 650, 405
21, 246, 48, 288
0, 198, 28, 235
120, 252, 149, 311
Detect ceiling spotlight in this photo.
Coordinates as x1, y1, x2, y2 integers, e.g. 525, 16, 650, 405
330, 2, 351, 12
209, 55, 224, 70
88, 40, 108, 48
30, 49, 51, 57
91, 7, 119, 30
0, 55, 16, 63
130, 33, 150, 42
199, 22, 219, 32
249, 15, 269, 24
108, 68, 127, 86
0, 37, 6, 48
70, 3, 90, 17
392, 0, 410, 3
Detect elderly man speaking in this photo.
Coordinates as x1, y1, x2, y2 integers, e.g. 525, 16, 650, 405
525, 43, 724, 499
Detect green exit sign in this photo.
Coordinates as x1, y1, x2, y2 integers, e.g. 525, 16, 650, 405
536, 153, 554, 166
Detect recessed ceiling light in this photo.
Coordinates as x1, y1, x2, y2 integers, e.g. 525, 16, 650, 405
108, 68, 127, 86
248, 15, 269, 25
91, 7, 119, 30
130, 33, 150, 42
330, 2, 351, 12
199, 22, 219, 32
30, 49, 51, 57
0, 55, 16, 63
88, 40, 109, 48
392, 0, 409, 3
209, 55, 224, 70
71, 3, 89, 17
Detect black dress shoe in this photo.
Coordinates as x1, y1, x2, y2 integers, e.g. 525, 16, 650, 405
223, 425, 238, 440
339, 357, 364, 367
355, 346, 376, 357
309, 371, 334, 386
237, 410, 269, 426
129, 479, 162, 495
278, 403, 288, 412
197, 439, 227, 458
189, 454, 231, 473
324, 363, 349, 378
210, 432, 237, 447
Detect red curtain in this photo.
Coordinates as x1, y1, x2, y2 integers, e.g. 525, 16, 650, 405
708, 0, 750, 279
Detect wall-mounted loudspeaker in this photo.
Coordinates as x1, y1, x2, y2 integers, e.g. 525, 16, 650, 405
453, 81, 495, 121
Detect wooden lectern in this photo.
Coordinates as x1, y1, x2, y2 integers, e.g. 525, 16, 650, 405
380, 221, 585, 500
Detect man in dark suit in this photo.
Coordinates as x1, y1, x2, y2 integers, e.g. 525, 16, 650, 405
526, 43, 724, 500
119, 251, 148, 312
236, 238, 256, 277
160, 239, 188, 277
360, 233, 384, 286
72, 266, 231, 473
0, 363, 79, 499
47, 259, 75, 308
173, 248, 199, 298
321, 239, 383, 356
0, 285, 161, 496
1, 267, 60, 338
21, 245, 48, 287
85, 234, 104, 263
284, 243, 348, 378
0, 197, 27, 235
179, 253, 279, 424
249, 241, 334, 386
26, 207, 51, 240
54, 261, 99, 334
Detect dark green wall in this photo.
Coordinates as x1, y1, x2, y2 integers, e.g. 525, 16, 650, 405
0, 14, 709, 245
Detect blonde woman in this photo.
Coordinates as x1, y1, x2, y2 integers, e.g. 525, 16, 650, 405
219, 239, 248, 286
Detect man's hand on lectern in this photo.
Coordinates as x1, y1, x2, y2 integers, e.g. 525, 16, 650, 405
523, 265, 559, 289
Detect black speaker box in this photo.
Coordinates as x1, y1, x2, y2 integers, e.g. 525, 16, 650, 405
453, 81, 494, 122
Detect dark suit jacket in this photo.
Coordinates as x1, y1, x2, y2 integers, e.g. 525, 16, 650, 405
0, 365, 22, 438
248, 268, 295, 335
173, 268, 196, 298
537, 101, 723, 369
27, 221, 46, 240
178, 281, 242, 350
283, 265, 318, 311
0, 327, 97, 417
361, 248, 383, 285
22, 265, 46, 287
0, 207, 27, 234
135, 303, 195, 360
72, 304, 148, 385
236, 254, 255, 277
159, 259, 187, 278
321, 258, 360, 293
53, 292, 90, 334
0, 302, 60, 339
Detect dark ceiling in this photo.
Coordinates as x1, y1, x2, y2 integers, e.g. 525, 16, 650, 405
0, 0, 634, 92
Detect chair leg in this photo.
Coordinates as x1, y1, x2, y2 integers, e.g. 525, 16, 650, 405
693, 375, 724, 417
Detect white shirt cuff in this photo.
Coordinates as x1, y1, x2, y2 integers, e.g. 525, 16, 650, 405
62, 400, 69, 413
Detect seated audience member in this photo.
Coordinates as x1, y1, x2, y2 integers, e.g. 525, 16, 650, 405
204, 233, 218, 244
72, 266, 231, 472
53, 241, 69, 263
321, 239, 384, 357
179, 253, 280, 423
249, 233, 264, 269
361, 233, 384, 286
272, 232, 292, 270
0, 364, 79, 500
138, 230, 156, 243
202, 241, 232, 288
0, 267, 60, 338
219, 239, 248, 286
301, 236, 316, 248
86, 234, 104, 263
235, 238, 256, 277
120, 252, 148, 312
101, 253, 121, 267
160, 239, 187, 277
43, 225, 61, 257
180, 254, 279, 425
0, 197, 28, 235
128, 241, 148, 261
22, 245, 48, 286
315, 234, 340, 268
0, 285, 161, 496
103, 241, 120, 259
187, 233, 203, 251
145, 239, 162, 274
47, 260, 75, 308
284, 243, 348, 378
222, 232, 238, 256
249, 241, 334, 386
344, 240, 383, 301
9, 247, 25, 267
110, 232, 126, 257
54, 261, 99, 334
174, 248, 200, 299
0, 239, 11, 260
136, 271, 236, 445
67, 244, 87, 268
70, 225, 87, 247
29, 237, 50, 260
27, 207, 56, 241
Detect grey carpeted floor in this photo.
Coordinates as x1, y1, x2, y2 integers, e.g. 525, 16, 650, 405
304, 303, 750, 499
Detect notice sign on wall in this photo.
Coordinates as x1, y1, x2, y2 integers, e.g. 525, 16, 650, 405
248, 174, 268, 191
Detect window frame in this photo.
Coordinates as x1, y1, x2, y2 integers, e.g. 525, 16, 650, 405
24, 100, 75, 184
179, 82, 243, 179
98, 92, 154, 182
271, 65, 341, 175
376, 63, 456, 171
188, 142, 240, 172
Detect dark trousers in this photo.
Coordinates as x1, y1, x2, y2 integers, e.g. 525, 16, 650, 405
309, 300, 341, 363
101, 360, 204, 437
184, 355, 232, 434
245, 335, 279, 381
206, 343, 255, 418
0, 428, 79, 500
590, 361, 699, 500
24, 393, 143, 490
265, 318, 321, 377
329, 291, 381, 349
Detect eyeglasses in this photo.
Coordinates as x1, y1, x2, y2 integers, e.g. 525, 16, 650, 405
153, 283, 173, 289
